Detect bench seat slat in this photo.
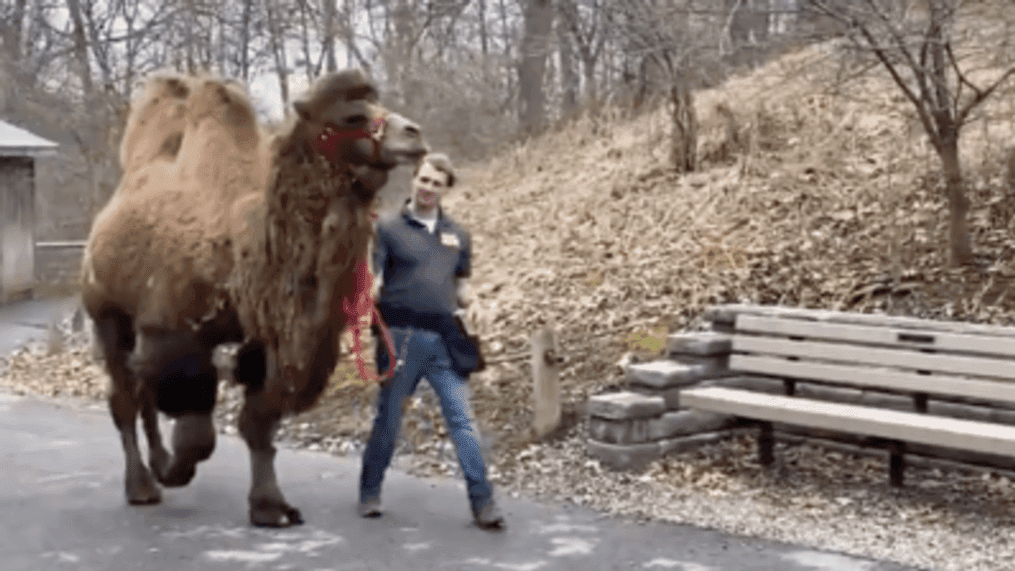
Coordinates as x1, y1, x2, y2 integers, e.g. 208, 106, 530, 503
736, 314, 1015, 358
734, 335, 1015, 381
680, 386, 1015, 456
730, 354, 1015, 404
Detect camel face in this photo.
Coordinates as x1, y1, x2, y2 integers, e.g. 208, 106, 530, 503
368, 111, 429, 167
293, 70, 429, 174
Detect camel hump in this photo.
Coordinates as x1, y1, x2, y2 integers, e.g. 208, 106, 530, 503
120, 73, 197, 174
173, 76, 264, 191
186, 77, 259, 139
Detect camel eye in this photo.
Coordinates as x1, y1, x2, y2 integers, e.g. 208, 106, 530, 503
345, 115, 368, 127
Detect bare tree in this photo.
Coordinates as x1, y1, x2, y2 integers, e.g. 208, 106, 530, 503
808, 0, 1015, 267
610, 1, 720, 171
556, 8, 578, 115
558, 0, 607, 105
517, 0, 554, 131
264, 0, 292, 108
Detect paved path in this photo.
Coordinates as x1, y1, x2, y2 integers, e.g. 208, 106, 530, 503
0, 296, 79, 353
0, 298, 924, 571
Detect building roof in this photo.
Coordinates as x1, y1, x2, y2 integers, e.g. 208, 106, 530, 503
0, 119, 59, 157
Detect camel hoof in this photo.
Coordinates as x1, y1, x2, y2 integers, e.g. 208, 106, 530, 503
149, 450, 171, 479
158, 464, 196, 487
249, 503, 304, 527
126, 473, 162, 505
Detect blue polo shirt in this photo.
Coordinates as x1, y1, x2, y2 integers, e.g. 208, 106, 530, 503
373, 204, 471, 319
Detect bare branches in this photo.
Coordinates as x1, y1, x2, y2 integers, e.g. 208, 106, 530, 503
803, 0, 1015, 265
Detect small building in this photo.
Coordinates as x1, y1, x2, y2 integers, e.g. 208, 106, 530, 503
0, 120, 58, 302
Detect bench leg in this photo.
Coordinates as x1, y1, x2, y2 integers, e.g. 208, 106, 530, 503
888, 441, 906, 487
912, 393, 928, 413
757, 421, 775, 466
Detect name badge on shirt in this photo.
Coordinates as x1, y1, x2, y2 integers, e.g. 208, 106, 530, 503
440, 232, 461, 249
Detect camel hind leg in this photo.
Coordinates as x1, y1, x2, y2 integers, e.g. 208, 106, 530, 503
131, 328, 219, 487
96, 308, 162, 505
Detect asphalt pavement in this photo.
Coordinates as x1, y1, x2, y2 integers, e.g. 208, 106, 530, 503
0, 298, 924, 571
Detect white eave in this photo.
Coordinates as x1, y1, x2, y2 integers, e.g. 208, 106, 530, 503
0, 120, 59, 157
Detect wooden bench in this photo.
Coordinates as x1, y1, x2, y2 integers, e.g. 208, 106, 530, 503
680, 305, 1015, 486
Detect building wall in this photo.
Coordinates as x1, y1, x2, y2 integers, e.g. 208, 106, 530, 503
35, 241, 85, 288
0, 156, 36, 301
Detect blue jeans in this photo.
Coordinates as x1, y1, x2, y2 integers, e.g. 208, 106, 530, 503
359, 327, 493, 508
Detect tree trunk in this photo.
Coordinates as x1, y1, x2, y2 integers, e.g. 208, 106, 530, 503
3, 0, 27, 62
240, 0, 254, 80
557, 15, 579, 116
518, 0, 555, 131
65, 0, 94, 95
391, 0, 415, 107
0, 0, 28, 111
669, 80, 697, 173
265, 0, 290, 109
299, 0, 314, 81
938, 136, 973, 266
477, 0, 489, 58
498, 0, 514, 102
323, 0, 338, 72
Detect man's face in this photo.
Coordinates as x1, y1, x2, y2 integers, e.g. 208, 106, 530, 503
412, 162, 449, 210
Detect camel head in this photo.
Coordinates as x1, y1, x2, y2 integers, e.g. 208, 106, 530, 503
293, 69, 429, 194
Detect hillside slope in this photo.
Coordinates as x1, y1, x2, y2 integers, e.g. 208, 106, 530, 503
443, 43, 1015, 447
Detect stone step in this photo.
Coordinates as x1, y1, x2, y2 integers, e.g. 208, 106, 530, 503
589, 410, 737, 445
626, 360, 711, 390
667, 331, 732, 357
586, 432, 734, 470
587, 391, 665, 420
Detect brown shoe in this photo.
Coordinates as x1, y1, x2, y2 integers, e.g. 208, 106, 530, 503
357, 496, 382, 518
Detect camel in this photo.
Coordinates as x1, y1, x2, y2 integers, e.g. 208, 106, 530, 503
82, 69, 428, 527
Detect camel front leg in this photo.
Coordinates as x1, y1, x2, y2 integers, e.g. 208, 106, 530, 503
239, 392, 303, 527
97, 312, 161, 505
140, 393, 170, 481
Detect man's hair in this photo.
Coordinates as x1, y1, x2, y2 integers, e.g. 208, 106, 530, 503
413, 152, 456, 188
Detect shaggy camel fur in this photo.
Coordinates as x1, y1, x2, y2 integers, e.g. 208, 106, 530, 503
82, 70, 427, 526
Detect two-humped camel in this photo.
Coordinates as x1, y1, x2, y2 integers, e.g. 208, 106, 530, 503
82, 70, 428, 526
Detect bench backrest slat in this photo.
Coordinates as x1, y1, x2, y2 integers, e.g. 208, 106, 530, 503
734, 335, 1015, 382
735, 314, 1015, 358
730, 354, 1015, 404
713, 305, 1015, 338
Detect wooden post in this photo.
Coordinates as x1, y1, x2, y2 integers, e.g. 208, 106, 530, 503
531, 327, 562, 439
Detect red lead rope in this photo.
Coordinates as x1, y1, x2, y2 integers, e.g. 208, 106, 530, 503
343, 256, 397, 382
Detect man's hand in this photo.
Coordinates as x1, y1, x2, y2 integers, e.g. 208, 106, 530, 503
455, 277, 471, 309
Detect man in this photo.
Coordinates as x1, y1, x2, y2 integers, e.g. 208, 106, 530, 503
359, 152, 504, 530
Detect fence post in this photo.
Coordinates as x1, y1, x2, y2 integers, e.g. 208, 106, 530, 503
531, 327, 562, 438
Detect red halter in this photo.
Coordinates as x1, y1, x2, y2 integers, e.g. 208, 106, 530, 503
316, 117, 395, 382
342, 257, 397, 382
311, 117, 387, 164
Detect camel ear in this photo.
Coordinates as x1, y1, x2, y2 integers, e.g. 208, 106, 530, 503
293, 99, 312, 122
215, 84, 232, 105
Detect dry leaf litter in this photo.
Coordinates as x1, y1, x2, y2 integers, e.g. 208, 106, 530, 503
8, 40, 1015, 571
